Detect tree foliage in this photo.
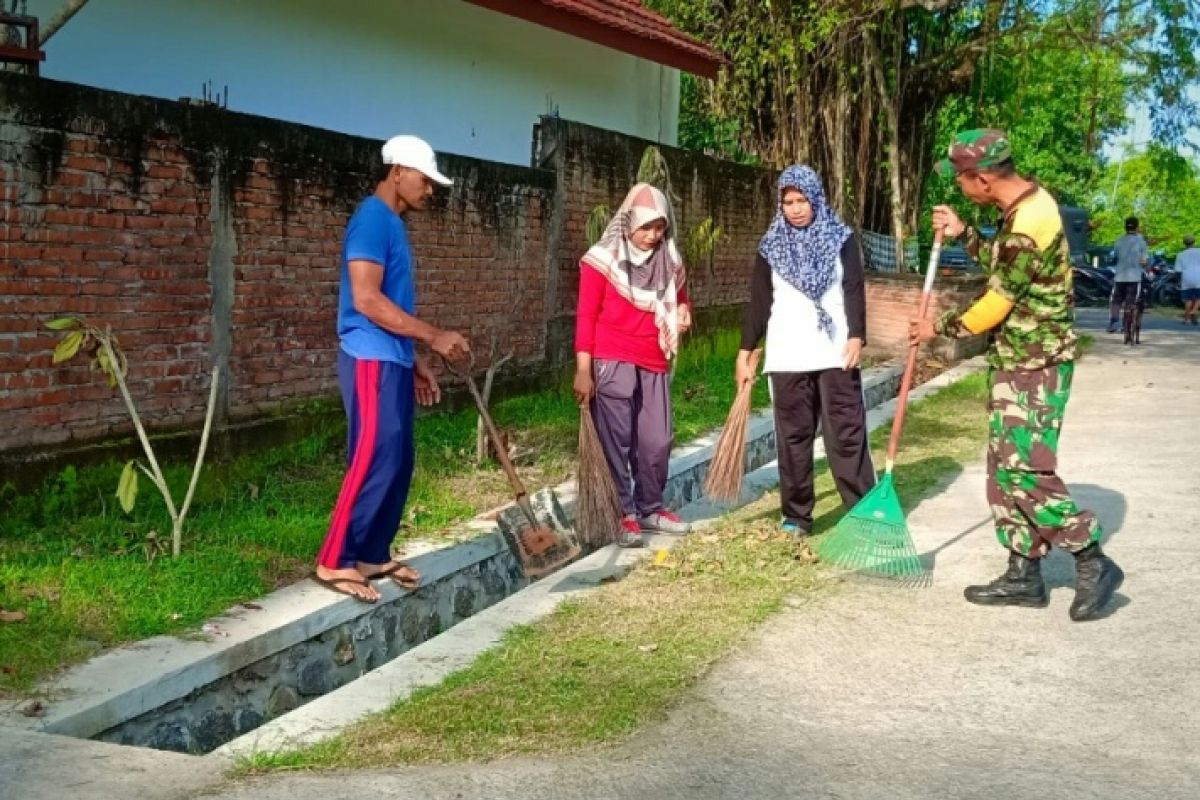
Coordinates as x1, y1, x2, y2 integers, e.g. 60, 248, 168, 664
648, 0, 1200, 247
1090, 147, 1200, 252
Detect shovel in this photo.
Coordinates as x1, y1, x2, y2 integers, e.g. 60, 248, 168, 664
442, 355, 581, 578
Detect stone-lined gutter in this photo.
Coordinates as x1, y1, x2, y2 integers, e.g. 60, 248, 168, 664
215, 357, 985, 760
0, 361, 911, 756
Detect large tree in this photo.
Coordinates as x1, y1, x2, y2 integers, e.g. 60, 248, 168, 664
650, 0, 1200, 265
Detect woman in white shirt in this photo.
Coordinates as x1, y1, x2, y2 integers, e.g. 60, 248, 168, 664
736, 165, 874, 537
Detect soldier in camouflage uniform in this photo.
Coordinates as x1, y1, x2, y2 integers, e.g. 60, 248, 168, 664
910, 129, 1124, 622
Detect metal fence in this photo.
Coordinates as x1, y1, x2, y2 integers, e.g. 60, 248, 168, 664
861, 229, 919, 273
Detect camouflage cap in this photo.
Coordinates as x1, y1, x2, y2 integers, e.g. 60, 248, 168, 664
935, 129, 1013, 178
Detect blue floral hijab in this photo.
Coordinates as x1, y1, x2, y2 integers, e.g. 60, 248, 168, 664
758, 165, 852, 338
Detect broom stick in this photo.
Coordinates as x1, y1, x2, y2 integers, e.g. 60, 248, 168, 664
704, 348, 763, 503
882, 227, 945, 477
576, 404, 623, 547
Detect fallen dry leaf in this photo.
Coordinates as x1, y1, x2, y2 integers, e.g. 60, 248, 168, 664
637, 643, 659, 654
1, 665, 15, 675
793, 543, 819, 564
241, 602, 264, 611
0, 610, 27, 624
20, 701, 46, 718
201, 623, 229, 638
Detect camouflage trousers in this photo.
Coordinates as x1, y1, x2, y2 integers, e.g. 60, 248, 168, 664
986, 362, 1101, 557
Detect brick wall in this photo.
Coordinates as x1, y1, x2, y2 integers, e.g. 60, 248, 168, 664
865, 271, 988, 361
534, 118, 775, 359
1, 74, 553, 455
1, 73, 982, 464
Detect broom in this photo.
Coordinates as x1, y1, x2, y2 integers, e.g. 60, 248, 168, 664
575, 404, 624, 547
704, 348, 763, 503
813, 229, 945, 582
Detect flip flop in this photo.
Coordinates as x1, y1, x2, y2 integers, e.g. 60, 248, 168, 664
364, 561, 421, 590
314, 575, 378, 603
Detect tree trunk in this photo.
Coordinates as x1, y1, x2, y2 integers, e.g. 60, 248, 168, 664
867, 31, 907, 270
40, 0, 93, 44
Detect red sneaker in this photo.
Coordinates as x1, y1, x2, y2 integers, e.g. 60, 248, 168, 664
640, 509, 691, 534
617, 515, 645, 548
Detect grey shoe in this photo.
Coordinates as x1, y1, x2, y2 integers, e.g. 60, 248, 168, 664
640, 510, 691, 535
617, 530, 645, 548
617, 517, 645, 548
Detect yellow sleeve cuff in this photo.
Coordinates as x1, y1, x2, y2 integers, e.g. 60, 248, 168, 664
960, 290, 1014, 335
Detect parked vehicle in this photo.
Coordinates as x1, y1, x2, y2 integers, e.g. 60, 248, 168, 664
1072, 265, 1114, 307
1151, 268, 1182, 307
938, 243, 978, 274
1060, 206, 1091, 268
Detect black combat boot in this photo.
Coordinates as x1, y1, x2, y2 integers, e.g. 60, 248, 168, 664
963, 551, 1049, 607
1069, 544, 1124, 622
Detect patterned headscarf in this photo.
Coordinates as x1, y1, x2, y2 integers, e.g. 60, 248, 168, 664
759, 165, 852, 338
581, 183, 687, 358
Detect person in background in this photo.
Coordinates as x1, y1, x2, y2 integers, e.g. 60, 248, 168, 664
1108, 216, 1149, 333
1175, 235, 1200, 325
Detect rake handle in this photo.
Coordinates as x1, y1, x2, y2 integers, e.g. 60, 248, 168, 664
884, 228, 945, 471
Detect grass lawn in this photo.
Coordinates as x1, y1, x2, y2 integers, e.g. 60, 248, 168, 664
238, 369, 990, 771
0, 329, 771, 694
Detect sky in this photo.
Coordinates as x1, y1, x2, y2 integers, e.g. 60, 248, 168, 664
1103, 85, 1200, 160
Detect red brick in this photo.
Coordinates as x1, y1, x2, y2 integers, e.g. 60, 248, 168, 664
108, 195, 144, 212
125, 215, 164, 230
64, 155, 109, 172
146, 164, 186, 180
67, 192, 104, 208
88, 212, 127, 229
83, 249, 126, 262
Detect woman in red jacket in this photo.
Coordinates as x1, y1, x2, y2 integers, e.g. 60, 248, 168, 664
573, 183, 692, 547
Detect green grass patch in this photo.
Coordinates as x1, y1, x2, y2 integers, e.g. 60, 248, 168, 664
0, 329, 769, 693
238, 369, 989, 771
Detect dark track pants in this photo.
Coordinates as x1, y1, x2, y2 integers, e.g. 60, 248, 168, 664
770, 368, 876, 531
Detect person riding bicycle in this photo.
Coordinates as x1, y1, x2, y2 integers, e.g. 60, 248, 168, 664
1108, 216, 1148, 333
1122, 258, 1155, 345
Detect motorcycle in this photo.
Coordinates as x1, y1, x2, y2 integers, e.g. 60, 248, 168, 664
1072, 265, 1114, 307
1151, 268, 1182, 308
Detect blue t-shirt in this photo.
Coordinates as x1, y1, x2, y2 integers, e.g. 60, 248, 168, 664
337, 196, 416, 366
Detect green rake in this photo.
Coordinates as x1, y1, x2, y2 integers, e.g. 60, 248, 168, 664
813, 229, 946, 583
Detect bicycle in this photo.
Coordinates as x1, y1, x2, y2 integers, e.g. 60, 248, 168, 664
1121, 278, 1149, 346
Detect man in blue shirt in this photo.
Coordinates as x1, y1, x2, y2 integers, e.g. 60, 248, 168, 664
316, 135, 470, 602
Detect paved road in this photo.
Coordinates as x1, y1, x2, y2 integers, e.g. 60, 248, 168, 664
203, 316, 1199, 798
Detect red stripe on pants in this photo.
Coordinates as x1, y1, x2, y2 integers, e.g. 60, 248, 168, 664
317, 359, 380, 568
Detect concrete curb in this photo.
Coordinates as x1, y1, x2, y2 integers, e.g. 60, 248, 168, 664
2, 363, 907, 745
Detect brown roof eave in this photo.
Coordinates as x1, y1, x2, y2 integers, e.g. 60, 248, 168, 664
464, 0, 722, 79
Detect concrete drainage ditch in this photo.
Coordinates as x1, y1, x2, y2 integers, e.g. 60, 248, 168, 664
3, 362, 907, 756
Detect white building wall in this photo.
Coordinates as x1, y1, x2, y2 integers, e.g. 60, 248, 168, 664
26, 0, 681, 165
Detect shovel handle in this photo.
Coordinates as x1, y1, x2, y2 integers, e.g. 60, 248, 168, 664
442, 355, 535, 516
885, 228, 945, 471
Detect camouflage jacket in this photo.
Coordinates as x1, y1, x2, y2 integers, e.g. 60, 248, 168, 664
936, 186, 1077, 371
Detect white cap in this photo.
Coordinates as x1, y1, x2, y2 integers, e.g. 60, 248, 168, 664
381, 135, 452, 186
